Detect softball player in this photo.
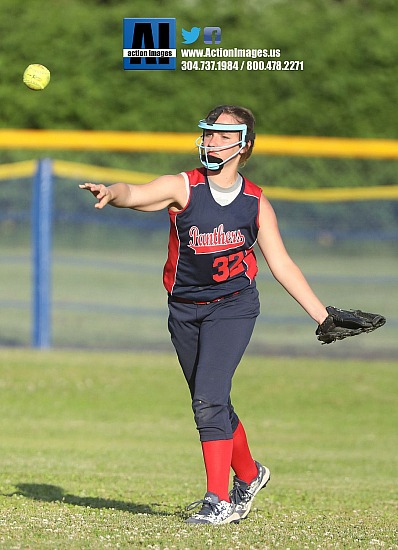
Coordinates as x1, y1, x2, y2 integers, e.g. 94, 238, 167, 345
80, 105, 328, 525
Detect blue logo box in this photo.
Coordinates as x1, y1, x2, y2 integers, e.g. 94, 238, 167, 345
123, 18, 177, 70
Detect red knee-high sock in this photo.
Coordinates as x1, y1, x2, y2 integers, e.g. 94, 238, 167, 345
201, 439, 233, 502
231, 421, 258, 483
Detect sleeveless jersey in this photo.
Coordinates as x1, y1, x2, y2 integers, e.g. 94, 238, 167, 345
163, 167, 262, 302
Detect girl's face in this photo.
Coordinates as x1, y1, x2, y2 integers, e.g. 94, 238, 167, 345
202, 113, 245, 164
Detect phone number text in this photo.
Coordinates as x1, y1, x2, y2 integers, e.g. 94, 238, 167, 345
181, 60, 304, 71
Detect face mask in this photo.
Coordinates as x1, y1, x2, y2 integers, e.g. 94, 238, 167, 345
196, 120, 248, 171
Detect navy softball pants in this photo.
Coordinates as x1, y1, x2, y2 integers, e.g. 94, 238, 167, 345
168, 284, 260, 442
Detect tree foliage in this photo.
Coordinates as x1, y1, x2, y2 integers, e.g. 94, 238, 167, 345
0, 0, 397, 138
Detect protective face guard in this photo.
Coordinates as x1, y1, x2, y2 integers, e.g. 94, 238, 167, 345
196, 119, 248, 171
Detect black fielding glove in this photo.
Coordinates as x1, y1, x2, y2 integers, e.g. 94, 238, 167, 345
316, 306, 386, 344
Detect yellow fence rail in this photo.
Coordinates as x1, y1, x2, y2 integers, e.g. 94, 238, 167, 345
1, 130, 398, 159
2, 159, 398, 202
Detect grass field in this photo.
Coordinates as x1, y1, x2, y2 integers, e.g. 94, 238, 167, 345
0, 348, 397, 549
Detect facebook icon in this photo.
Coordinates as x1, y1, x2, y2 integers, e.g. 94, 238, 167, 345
123, 18, 177, 70
203, 26, 221, 44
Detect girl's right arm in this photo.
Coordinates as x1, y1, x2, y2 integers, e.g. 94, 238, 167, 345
79, 173, 188, 212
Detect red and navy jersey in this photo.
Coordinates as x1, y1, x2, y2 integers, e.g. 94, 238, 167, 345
163, 167, 262, 302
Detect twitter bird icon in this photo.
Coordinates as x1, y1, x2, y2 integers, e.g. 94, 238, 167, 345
182, 27, 201, 45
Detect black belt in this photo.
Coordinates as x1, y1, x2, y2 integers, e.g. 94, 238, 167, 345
169, 291, 240, 305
